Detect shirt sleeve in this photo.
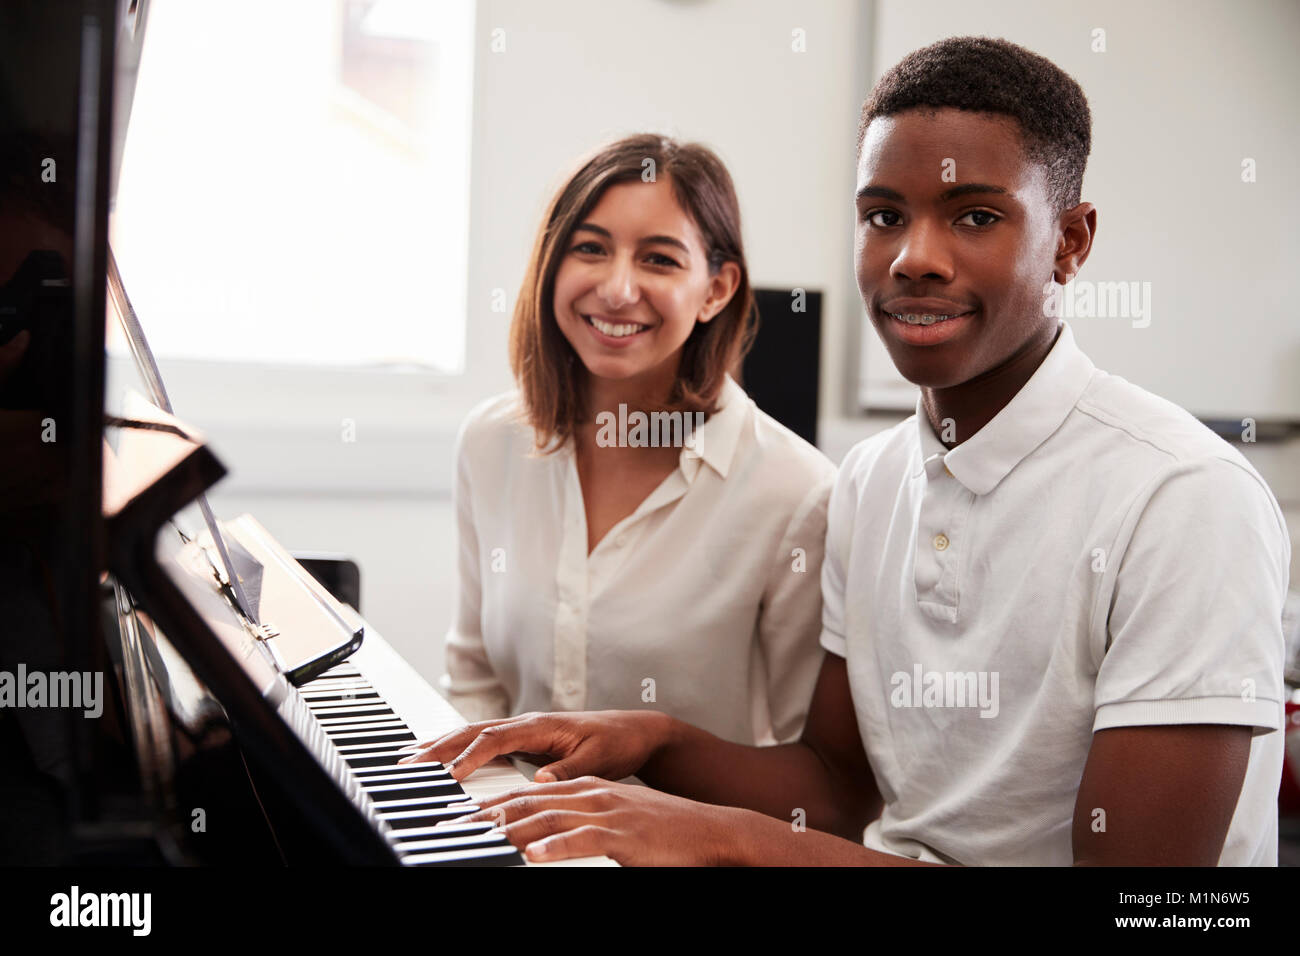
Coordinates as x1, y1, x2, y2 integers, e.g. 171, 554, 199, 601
818, 451, 859, 659
1093, 456, 1290, 735
757, 471, 836, 743
438, 414, 511, 722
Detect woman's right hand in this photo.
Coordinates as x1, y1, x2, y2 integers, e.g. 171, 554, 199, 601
397, 709, 675, 784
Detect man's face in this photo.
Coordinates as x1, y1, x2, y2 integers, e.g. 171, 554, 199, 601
854, 107, 1061, 388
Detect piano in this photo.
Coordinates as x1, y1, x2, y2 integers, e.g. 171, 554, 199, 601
0, 0, 611, 867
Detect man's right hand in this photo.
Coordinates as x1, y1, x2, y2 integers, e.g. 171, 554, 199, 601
397, 709, 676, 784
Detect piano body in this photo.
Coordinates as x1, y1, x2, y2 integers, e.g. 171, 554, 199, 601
0, 0, 611, 867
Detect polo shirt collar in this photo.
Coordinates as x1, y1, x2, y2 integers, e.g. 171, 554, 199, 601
680, 373, 749, 482
914, 322, 1095, 495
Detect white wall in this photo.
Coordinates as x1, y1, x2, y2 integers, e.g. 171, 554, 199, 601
200, 0, 873, 685
193, 0, 1298, 692
860, 0, 1300, 422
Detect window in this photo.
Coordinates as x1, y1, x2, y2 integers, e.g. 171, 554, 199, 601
111, 0, 476, 372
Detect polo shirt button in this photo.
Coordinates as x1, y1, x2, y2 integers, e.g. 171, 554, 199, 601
933, 533, 950, 551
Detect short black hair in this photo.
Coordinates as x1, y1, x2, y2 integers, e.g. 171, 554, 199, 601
858, 36, 1092, 214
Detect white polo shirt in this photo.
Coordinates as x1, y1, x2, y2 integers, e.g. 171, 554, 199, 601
822, 322, 1290, 866
442, 374, 836, 746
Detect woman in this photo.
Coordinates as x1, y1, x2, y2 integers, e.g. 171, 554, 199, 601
430, 134, 835, 749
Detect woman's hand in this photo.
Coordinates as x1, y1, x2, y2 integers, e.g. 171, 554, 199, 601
398, 709, 676, 783
443, 776, 754, 866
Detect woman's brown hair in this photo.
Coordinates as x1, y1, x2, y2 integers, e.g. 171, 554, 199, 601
509, 133, 756, 452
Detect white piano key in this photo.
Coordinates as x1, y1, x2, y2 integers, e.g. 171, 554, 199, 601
402, 845, 524, 866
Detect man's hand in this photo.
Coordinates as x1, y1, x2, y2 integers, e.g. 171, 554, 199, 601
441, 775, 752, 865
398, 709, 675, 783
442, 775, 928, 866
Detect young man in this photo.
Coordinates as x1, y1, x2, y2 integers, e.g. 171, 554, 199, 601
401, 37, 1290, 866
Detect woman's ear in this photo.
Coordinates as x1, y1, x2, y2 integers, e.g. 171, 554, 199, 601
697, 260, 741, 324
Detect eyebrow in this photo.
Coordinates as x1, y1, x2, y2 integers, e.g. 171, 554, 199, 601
573, 222, 691, 254
855, 183, 1011, 203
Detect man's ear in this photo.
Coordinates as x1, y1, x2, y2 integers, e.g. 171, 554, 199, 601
1053, 202, 1097, 285
698, 260, 741, 323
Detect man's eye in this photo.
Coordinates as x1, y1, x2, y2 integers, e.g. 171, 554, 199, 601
957, 210, 1000, 227
864, 209, 901, 227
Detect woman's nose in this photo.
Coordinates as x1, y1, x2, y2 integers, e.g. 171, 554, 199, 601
595, 254, 640, 309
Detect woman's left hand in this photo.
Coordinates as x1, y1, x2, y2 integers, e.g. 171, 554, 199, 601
444, 776, 752, 866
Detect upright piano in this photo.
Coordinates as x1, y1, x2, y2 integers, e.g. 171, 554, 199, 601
0, 0, 610, 867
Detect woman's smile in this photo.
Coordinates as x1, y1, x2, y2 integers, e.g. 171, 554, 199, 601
581, 312, 654, 346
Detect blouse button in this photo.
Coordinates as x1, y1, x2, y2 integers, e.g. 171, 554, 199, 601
933, 533, 950, 551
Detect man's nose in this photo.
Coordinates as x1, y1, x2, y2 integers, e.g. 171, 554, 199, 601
890, 218, 955, 283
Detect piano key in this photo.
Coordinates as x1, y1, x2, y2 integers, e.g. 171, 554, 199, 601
300, 690, 381, 703
402, 845, 523, 867
397, 832, 513, 853
307, 704, 395, 718
346, 751, 424, 769
381, 806, 481, 827
390, 820, 496, 840
323, 723, 408, 737
329, 730, 417, 746
372, 794, 473, 809
364, 780, 462, 797
338, 744, 418, 756
300, 676, 373, 688
317, 713, 408, 727
352, 764, 452, 782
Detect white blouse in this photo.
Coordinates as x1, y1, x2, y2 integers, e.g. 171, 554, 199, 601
439, 375, 837, 746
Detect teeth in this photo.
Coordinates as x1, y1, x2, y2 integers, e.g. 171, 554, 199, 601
588, 315, 645, 337
890, 313, 959, 325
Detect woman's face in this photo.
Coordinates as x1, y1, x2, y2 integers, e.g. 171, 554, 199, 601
551, 176, 739, 399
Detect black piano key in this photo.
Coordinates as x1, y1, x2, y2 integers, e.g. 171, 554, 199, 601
390, 821, 496, 841
373, 793, 473, 809
325, 726, 408, 739
323, 723, 408, 736
330, 731, 417, 746
346, 750, 425, 769
338, 744, 418, 757
365, 781, 462, 800
354, 766, 452, 783
380, 806, 479, 828
308, 705, 395, 719
301, 690, 381, 703
397, 832, 513, 852
318, 713, 407, 727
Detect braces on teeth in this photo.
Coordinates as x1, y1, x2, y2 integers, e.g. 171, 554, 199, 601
890, 313, 958, 326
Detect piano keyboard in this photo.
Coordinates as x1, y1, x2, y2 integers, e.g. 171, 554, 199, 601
291, 663, 523, 866
285, 626, 616, 867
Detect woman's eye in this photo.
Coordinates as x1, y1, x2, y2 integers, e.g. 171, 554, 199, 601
571, 241, 604, 255
957, 210, 1000, 227
864, 209, 901, 227
645, 252, 681, 268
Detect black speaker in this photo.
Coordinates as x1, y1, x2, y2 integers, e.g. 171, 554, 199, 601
740, 288, 822, 446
